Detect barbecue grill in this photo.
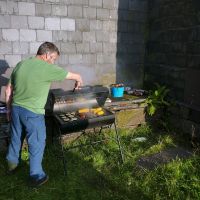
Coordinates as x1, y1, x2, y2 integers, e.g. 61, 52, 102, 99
45, 85, 124, 174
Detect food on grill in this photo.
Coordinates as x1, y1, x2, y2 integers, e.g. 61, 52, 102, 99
71, 117, 77, 120
65, 99, 74, 103
77, 107, 104, 117
97, 110, 104, 116
78, 108, 90, 113
91, 107, 102, 114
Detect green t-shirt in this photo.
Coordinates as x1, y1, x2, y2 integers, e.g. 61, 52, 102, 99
10, 57, 68, 114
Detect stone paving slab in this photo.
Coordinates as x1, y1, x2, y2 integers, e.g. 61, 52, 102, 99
136, 147, 193, 170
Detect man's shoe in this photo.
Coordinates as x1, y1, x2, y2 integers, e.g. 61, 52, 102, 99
6, 161, 18, 175
29, 175, 49, 188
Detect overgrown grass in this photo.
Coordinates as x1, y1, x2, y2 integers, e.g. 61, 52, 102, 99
0, 124, 200, 200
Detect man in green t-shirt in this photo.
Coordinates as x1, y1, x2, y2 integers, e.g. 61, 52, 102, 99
5, 42, 83, 187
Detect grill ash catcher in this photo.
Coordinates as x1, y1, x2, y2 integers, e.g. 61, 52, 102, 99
45, 85, 124, 175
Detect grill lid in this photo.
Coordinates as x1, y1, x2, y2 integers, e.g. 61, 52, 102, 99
45, 85, 109, 114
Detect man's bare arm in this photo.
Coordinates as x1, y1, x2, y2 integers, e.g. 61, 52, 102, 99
66, 72, 83, 89
5, 83, 13, 121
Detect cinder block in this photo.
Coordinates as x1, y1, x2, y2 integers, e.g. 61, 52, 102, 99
95, 63, 115, 74
58, 54, 69, 65
45, 17, 60, 30
0, 1, 7, 14
28, 16, 44, 29
66, 0, 89, 6
21, 54, 35, 60
117, 21, 127, 32
89, 0, 102, 7
52, 5, 68, 16
11, 16, 28, 29
90, 20, 102, 30
13, 42, 29, 55
82, 54, 96, 64
18, 2, 35, 16
97, 8, 109, 20
133, 12, 147, 22
103, 42, 116, 53
103, 20, 117, 31
53, 31, 68, 42
0, 55, 4, 60
67, 32, 82, 42
118, 0, 129, 9
30, 42, 42, 54
61, 18, 75, 31
35, 3, 51, 16
109, 9, 118, 20
129, 0, 148, 11
97, 53, 115, 64
0, 15, 11, 28
0, 42, 12, 54
37, 30, 52, 42
109, 32, 117, 43
20, 29, 36, 42
61, 43, 76, 53
76, 19, 90, 32
83, 7, 96, 19
69, 54, 83, 64
90, 42, 102, 53
83, 32, 96, 42
5, 1, 18, 14
103, 0, 118, 9
127, 44, 144, 54
96, 31, 110, 42
52, 42, 60, 52
118, 10, 129, 21
2, 29, 19, 41
31, 0, 44, 3
0, 30, 2, 41
44, 0, 60, 2
76, 43, 90, 53
5, 55, 22, 67
117, 43, 127, 53
68, 6, 82, 18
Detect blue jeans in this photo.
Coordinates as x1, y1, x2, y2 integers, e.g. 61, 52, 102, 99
6, 105, 46, 180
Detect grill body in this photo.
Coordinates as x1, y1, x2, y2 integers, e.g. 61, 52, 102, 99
45, 85, 115, 134
45, 86, 124, 175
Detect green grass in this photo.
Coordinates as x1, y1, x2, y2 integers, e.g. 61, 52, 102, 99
0, 124, 200, 200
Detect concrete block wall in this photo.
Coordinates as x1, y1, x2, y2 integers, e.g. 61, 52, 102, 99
145, 0, 200, 140
0, 0, 148, 100
145, 0, 200, 103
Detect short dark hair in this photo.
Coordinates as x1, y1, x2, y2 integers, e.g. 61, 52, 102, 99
37, 42, 60, 56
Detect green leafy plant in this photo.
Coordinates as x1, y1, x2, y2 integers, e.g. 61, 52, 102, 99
145, 83, 170, 116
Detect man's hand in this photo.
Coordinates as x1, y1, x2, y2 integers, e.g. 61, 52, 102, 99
74, 81, 82, 90
66, 72, 83, 86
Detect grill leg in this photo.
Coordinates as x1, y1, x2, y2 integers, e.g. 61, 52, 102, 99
57, 127, 67, 176
53, 119, 67, 176
114, 122, 124, 163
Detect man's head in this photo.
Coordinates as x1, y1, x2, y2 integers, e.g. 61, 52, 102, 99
37, 42, 60, 64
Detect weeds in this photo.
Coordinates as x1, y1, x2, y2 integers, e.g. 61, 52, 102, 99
0, 124, 199, 200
